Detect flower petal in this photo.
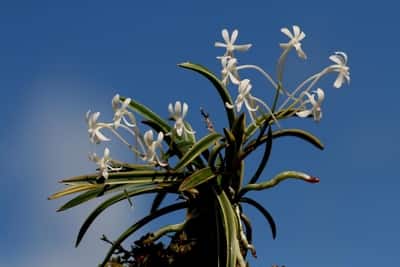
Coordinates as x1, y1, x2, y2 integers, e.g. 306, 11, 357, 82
315, 88, 325, 103
95, 130, 110, 142
298, 31, 306, 41
231, 29, 239, 44
334, 74, 344, 88
214, 42, 227, 48
175, 101, 182, 115
112, 94, 120, 111
157, 132, 164, 143
335, 51, 348, 64
168, 103, 174, 116
104, 147, 110, 158
296, 109, 312, 118
329, 54, 342, 65
144, 130, 153, 146
281, 27, 293, 39
182, 102, 188, 118
222, 29, 230, 44
293, 25, 300, 37
233, 44, 252, 51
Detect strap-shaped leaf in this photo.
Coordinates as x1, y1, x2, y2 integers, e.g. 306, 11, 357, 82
104, 177, 179, 185
248, 126, 273, 184
150, 191, 167, 212
99, 202, 187, 267
239, 171, 319, 197
243, 128, 324, 158
240, 197, 276, 239
122, 96, 171, 133
245, 109, 296, 139
214, 188, 238, 267
174, 133, 221, 171
208, 142, 226, 171
179, 167, 216, 191
48, 184, 100, 200
272, 128, 324, 150
60, 170, 180, 184
57, 185, 121, 212
76, 184, 168, 247
231, 113, 246, 147
178, 62, 235, 127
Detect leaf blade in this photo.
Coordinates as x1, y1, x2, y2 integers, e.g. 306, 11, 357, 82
179, 167, 216, 191
240, 197, 277, 239
178, 62, 235, 127
214, 188, 238, 267
123, 97, 171, 133
75, 184, 168, 247
48, 184, 100, 200
174, 133, 221, 171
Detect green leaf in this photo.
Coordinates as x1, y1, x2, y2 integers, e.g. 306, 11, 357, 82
179, 167, 216, 191
239, 170, 319, 197
57, 185, 121, 212
75, 184, 168, 247
122, 97, 171, 133
178, 62, 235, 127
244, 109, 296, 139
150, 191, 167, 212
214, 188, 238, 267
248, 126, 273, 184
231, 113, 246, 147
208, 142, 226, 171
240, 197, 276, 239
174, 133, 221, 171
272, 128, 324, 150
99, 202, 187, 267
48, 184, 100, 200
60, 170, 180, 184
243, 128, 324, 158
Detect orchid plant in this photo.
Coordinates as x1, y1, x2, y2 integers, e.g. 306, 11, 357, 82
50, 25, 350, 267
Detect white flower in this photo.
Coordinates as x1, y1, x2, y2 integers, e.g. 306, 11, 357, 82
226, 79, 278, 123
215, 29, 252, 56
219, 56, 240, 86
168, 101, 195, 137
329, 52, 350, 88
296, 88, 325, 122
226, 79, 257, 113
86, 111, 111, 144
89, 147, 120, 179
143, 130, 167, 166
112, 94, 137, 128
280, 25, 307, 59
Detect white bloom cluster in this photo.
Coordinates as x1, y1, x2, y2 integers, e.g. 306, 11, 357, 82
168, 101, 196, 138
85, 94, 201, 172
215, 29, 276, 124
88, 147, 121, 179
84, 26, 351, 178
215, 26, 350, 123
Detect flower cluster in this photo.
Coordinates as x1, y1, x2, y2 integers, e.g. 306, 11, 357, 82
215, 26, 350, 124
86, 96, 197, 178
85, 26, 350, 180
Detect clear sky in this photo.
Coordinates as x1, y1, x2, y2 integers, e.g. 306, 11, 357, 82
1, 1, 399, 266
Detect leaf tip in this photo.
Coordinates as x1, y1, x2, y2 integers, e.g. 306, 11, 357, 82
178, 61, 190, 67
306, 176, 320, 184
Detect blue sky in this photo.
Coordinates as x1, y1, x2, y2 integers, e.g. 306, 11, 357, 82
1, 1, 399, 266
